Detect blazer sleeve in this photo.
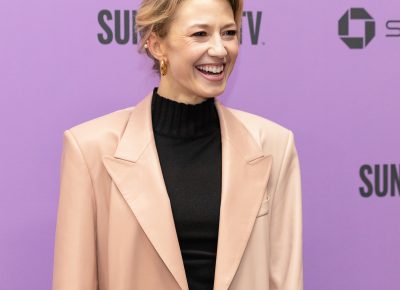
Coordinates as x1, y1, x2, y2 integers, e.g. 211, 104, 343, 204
269, 131, 304, 290
52, 129, 98, 290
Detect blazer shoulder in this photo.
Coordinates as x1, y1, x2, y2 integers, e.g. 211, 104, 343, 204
225, 106, 293, 144
225, 107, 299, 197
63, 106, 135, 153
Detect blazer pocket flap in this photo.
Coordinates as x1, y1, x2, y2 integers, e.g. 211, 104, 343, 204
256, 195, 270, 217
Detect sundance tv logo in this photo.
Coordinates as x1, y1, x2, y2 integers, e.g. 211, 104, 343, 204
97, 10, 263, 45
338, 7, 400, 49
359, 164, 400, 197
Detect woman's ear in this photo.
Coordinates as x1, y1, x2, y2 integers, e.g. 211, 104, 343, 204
147, 32, 166, 61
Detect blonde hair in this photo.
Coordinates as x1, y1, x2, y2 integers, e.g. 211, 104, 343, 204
135, 0, 243, 74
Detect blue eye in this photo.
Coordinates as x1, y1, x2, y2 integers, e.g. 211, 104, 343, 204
192, 31, 207, 37
224, 30, 237, 36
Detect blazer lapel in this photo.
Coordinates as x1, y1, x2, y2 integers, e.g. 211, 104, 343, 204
102, 92, 272, 290
213, 101, 272, 290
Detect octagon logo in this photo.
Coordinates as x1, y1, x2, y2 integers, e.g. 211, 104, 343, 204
339, 8, 375, 49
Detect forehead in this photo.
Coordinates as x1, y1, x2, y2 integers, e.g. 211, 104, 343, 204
171, 0, 235, 28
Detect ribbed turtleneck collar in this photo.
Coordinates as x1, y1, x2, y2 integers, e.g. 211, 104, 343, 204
151, 87, 220, 139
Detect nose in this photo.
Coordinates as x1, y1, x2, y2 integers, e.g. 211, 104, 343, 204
208, 35, 228, 59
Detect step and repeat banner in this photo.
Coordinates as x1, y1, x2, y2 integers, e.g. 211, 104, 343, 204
1, 0, 399, 289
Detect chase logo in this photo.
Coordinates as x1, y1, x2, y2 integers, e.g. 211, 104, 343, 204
338, 8, 375, 49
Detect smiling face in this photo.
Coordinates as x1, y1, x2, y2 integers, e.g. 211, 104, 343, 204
150, 0, 239, 104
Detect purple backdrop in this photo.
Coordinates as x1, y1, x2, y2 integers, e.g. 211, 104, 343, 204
1, 0, 399, 289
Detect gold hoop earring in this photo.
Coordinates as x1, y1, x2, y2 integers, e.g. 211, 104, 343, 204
160, 59, 167, 76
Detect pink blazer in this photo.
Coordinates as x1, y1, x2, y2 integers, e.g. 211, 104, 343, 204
52, 91, 304, 290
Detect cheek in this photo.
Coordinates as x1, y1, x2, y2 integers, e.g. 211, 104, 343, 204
228, 43, 239, 59
226, 47, 238, 71
171, 49, 204, 72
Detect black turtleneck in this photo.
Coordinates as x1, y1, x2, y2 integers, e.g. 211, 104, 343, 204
151, 87, 222, 290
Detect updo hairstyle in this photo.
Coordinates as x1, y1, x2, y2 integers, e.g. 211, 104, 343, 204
135, 0, 243, 74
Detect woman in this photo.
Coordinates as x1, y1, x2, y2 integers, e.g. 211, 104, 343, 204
52, 0, 304, 289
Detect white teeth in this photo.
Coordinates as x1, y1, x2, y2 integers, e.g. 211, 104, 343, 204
196, 65, 224, 73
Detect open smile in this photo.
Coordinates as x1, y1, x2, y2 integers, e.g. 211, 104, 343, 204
195, 64, 225, 81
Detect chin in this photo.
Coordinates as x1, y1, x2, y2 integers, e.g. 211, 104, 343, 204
197, 83, 227, 99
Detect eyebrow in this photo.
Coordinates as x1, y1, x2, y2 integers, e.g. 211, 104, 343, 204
188, 22, 237, 29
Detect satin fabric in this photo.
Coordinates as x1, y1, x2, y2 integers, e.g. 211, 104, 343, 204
52, 91, 304, 290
